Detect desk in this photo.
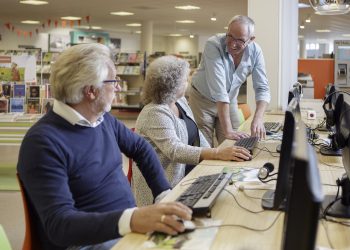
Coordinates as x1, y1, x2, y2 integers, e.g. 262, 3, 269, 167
112, 102, 350, 250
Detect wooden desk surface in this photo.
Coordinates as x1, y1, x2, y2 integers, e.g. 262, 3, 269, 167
112, 101, 350, 250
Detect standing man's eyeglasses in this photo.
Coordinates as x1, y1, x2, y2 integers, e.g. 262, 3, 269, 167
225, 34, 250, 48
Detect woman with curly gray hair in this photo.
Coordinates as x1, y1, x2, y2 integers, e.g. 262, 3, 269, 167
133, 55, 251, 206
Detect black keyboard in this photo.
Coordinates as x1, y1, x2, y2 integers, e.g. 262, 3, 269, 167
264, 122, 282, 133
176, 173, 233, 216
234, 137, 259, 154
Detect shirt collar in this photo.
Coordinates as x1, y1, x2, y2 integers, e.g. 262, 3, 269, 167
53, 99, 104, 128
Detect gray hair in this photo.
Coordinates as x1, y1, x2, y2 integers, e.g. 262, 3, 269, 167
228, 15, 255, 37
142, 55, 190, 105
50, 43, 114, 104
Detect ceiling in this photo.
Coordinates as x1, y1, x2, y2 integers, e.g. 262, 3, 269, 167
0, 0, 349, 40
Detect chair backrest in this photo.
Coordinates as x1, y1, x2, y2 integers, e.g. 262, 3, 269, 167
16, 173, 42, 250
126, 128, 136, 185
238, 103, 251, 120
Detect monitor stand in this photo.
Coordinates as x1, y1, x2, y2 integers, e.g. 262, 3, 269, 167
261, 190, 285, 211
323, 175, 350, 218
320, 146, 342, 156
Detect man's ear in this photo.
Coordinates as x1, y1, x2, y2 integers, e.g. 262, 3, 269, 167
83, 85, 99, 101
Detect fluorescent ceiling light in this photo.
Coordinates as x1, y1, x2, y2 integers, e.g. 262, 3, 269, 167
78, 26, 90, 29
126, 23, 141, 27
305, 18, 311, 23
61, 16, 82, 21
169, 34, 182, 37
298, 35, 304, 38
300, 25, 305, 29
224, 26, 228, 30
175, 5, 200, 10
135, 31, 142, 34
176, 20, 195, 24
342, 34, 350, 37
91, 26, 102, 30
21, 20, 40, 24
20, 0, 48, 5
316, 29, 330, 32
189, 34, 194, 38
110, 11, 134, 16
211, 17, 217, 21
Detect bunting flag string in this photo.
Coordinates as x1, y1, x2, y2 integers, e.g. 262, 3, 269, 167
2, 15, 92, 38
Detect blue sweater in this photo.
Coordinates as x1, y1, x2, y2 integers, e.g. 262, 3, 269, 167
17, 110, 170, 249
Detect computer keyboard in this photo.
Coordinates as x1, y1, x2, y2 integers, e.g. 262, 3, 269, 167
176, 172, 233, 216
264, 122, 282, 133
234, 137, 259, 154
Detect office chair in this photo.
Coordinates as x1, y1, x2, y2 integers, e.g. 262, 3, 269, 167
238, 103, 251, 120
16, 173, 42, 250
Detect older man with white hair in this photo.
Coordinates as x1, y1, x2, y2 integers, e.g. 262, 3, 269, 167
189, 15, 271, 146
17, 43, 192, 250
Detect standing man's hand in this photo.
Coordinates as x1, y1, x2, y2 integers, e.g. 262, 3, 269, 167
251, 117, 265, 139
225, 130, 250, 140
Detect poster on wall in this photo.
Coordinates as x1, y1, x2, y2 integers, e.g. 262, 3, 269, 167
70, 31, 110, 46
0, 53, 36, 83
49, 34, 71, 52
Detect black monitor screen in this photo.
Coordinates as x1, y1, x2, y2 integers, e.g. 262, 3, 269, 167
261, 97, 301, 210
282, 121, 323, 250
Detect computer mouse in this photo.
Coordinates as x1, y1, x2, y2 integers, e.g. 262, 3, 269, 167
178, 219, 196, 233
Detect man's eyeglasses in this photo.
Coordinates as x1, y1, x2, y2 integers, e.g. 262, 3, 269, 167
102, 78, 122, 89
226, 34, 250, 47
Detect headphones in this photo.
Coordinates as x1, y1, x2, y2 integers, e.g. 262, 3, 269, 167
322, 90, 350, 128
258, 162, 277, 183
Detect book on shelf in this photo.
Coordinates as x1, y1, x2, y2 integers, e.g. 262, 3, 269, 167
41, 65, 51, 74
116, 66, 125, 75
27, 98, 41, 114
45, 84, 52, 98
136, 52, 144, 63
10, 98, 25, 113
13, 84, 26, 98
41, 98, 54, 114
127, 53, 137, 63
132, 66, 141, 75
1, 83, 12, 98
28, 85, 40, 98
123, 66, 134, 75
0, 99, 9, 113
118, 53, 129, 63
42, 52, 53, 63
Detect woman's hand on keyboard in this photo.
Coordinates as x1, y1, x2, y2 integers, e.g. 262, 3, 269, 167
217, 146, 251, 161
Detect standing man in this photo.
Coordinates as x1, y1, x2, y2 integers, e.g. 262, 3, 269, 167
189, 15, 270, 146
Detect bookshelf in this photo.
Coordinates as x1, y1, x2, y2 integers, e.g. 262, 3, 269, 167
113, 52, 145, 111
36, 52, 60, 85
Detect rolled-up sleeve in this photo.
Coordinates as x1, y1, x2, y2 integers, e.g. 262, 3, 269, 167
203, 41, 230, 103
251, 47, 271, 103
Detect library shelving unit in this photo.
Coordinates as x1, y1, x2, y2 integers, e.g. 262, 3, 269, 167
36, 52, 60, 85
113, 52, 146, 114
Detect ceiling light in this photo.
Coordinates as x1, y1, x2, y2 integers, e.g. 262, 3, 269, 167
91, 26, 102, 30
189, 34, 194, 38
61, 16, 81, 21
309, 0, 350, 15
175, 5, 200, 10
305, 18, 311, 23
211, 13, 217, 21
298, 35, 304, 38
224, 26, 228, 30
316, 29, 331, 32
78, 26, 90, 29
20, 0, 48, 5
135, 31, 142, 34
176, 20, 195, 24
110, 11, 134, 16
300, 25, 305, 29
342, 34, 350, 37
169, 34, 182, 37
126, 23, 141, 27
21, 20, 40, 24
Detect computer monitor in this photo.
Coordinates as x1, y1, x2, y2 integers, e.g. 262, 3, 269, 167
323, 94, 350, 218
288, 85, 302, 105
261, 98, 301, 210
282, 121, 323, 250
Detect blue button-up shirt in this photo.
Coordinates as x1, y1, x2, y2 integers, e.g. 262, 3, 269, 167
192, 33, 271, 105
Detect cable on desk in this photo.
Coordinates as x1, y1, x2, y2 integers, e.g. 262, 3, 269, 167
255, 146, 280, 158
195, 212, 282, 232
320, 219, 335, 249
318, 158, 344, 169
224, 188, 265, 214
231, 182, 272, 199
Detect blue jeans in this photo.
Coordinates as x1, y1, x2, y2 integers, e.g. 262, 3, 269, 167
66, 238, 119, 250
